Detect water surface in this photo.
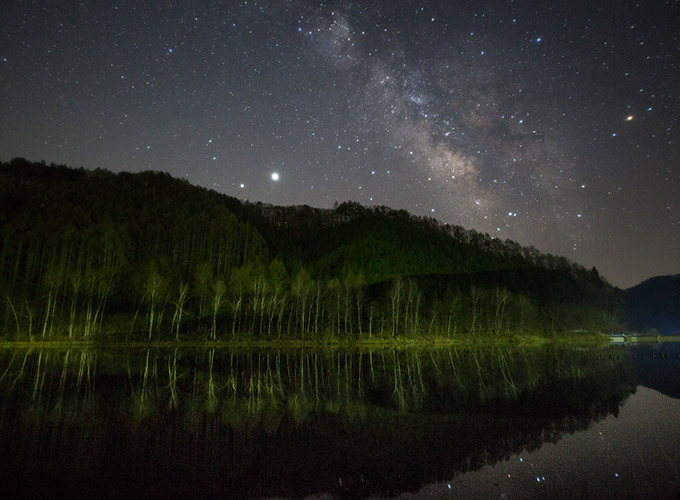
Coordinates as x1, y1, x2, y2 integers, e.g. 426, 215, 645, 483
0, 343, 678, 498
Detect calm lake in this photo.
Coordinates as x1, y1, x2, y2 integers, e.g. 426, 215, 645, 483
1, 342, 679, 499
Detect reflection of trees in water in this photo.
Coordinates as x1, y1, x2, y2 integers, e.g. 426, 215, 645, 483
0, 346, 636, 498
0, 349, 100, 474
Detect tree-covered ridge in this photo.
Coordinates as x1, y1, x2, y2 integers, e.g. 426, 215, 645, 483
1, 158, 267, 339
232, 198, 606, 287
0, 158, 622, 341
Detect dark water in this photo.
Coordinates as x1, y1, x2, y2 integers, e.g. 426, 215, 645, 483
0, 343, 678, 499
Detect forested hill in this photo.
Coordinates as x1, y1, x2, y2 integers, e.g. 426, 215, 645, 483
0, 158, 622, 340
223, 188, 598, 286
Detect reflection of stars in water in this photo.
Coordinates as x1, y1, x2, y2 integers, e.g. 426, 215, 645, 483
436, 386, 680, 498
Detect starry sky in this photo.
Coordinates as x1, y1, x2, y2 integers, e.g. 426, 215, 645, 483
1, 1, 678, 288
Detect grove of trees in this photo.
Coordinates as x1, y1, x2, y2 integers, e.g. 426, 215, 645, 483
0, 159, 623, 341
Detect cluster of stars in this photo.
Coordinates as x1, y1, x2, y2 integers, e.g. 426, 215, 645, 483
0, 0, 677, 287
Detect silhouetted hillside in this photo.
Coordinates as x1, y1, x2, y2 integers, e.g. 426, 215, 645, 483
624, 275, 680, 334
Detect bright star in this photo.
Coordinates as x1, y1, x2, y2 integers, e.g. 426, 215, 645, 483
271, 172, 280, 181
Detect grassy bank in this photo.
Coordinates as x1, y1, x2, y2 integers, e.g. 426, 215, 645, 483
0, 331, 610, 351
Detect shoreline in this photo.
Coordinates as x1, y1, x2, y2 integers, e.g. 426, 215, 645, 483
0, 332, 612, 350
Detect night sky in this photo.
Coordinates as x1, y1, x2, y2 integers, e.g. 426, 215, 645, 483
1, 1, 678, 288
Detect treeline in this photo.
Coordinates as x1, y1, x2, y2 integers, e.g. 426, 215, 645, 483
0, 159, 622, 341
229, 199, 604, 285
0, 159, 267, 339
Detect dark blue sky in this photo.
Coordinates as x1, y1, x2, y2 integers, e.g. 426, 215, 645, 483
1, 1, 678, 288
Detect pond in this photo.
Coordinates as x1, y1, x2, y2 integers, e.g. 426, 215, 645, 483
0, 342, 678, 499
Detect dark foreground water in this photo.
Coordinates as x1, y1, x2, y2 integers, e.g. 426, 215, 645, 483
0, 342, 678, 499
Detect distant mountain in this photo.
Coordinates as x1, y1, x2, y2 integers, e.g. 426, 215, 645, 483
624, 275, 680, 334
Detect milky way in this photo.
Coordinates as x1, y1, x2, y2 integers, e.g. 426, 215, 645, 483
1, 1, 678, 287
